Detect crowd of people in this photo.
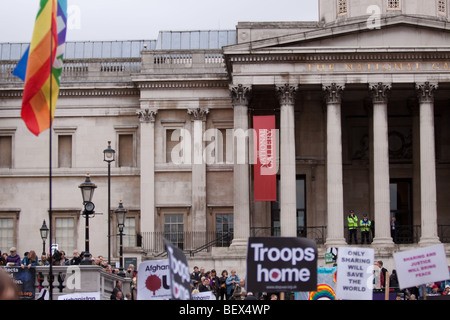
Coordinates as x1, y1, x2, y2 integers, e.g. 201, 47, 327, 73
0, 246, 138, 300
189, 266, 279, 300
373, 260, 450, 300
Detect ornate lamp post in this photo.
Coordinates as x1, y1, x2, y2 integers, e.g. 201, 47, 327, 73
103, 141, 115, 265
39, 220, 49, 255
115, 200, 127, 277
78, 173, 97, 264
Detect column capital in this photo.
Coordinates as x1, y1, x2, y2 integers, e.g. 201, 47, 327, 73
323, 83, 345, 104
276, 83, 298, 105
137, 108, 158, 123
370, 82, 392, 104
416, 82, 438, 103
230, 84, 252, 106
188, 107, 210, 121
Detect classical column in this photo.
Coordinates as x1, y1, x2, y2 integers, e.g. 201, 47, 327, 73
323, 83, 347, 247
276, 84, 298, 237
187, 107, 209, 241
136, 107, 158, 235
230, 84, 251, 248
370, 82, 394, 246
416, 82, 441, 245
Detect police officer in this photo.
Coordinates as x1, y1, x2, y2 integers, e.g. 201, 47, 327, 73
360, 214, 372, 244
347, 210, 358, 244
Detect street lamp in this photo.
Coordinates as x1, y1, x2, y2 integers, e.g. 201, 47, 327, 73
103, 141, 115, 265
40, 220, 49, 255
115, 200, 127, 277
78, 173, 97, 264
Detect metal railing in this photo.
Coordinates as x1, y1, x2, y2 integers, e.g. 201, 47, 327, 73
140, 231, 233, 256
250, 226, 328, 244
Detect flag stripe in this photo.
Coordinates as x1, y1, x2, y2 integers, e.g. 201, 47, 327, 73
19, 0, 65, 136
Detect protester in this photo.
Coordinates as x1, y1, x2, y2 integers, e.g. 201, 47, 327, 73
218, 270, 228, 300
191, 266, 201, 289
225, 269, 240, 298
0, 251, 5, 266
6, 247, 21, 266
209, 269, 220, 298
198, 276, 213, 292
111, 280, 124, 300
21, 250, 38, 269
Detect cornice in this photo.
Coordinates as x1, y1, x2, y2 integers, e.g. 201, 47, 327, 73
0, 87, 140, 98
227, 50, 450, 64
135, 80, 229, 89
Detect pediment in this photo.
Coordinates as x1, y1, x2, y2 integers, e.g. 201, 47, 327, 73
224, 15, 450, 55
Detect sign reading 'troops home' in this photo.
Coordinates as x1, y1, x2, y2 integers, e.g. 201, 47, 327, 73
246, 237, 317, 293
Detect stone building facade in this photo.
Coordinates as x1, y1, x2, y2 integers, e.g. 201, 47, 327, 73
1, 0, 450, 275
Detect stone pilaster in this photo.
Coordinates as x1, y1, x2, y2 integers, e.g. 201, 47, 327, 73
188, 108, 209, 239
369, 82, 394, 246
136, 107, 158, 234
416, 82, 441, 246
230, 85, 252, 248
276, 84, 298, 237
323, 83, 347, 247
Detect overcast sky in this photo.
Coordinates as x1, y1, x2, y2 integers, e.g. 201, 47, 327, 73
0, 0, 319, 43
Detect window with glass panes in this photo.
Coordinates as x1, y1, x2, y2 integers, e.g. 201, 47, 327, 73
164, 214, 184, 249
123, 217, 136, 247
216, 214, 233, 247
0, 218, 14, 252
55, 217, 75, 254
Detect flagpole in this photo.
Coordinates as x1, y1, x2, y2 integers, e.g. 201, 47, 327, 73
48, 0, 54, 301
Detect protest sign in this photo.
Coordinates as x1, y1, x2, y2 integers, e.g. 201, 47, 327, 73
246, 237, 317, 292
393, 244, 448, 290
164, 238, 192, 300
192, 291, 216, 300
336, 246, 374, 300
58, 292, 100, 300
3, 266, 36, 300
137, 259, 171, 300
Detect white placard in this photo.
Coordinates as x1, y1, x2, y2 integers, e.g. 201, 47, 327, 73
58, 292, 100, 300
336, 247, 374, 300
394, 244, 448, 290
192, 291, 216, 300
137, 259, 171, 300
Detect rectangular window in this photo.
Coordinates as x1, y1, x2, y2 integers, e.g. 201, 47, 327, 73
123, 217, 136, 247
55, 217, 75, 254
118, 134, 134, 167
216, 214, 233, 247
164, 214, 184, 249
0, 136, 12, 168
166, 129, 178, 163
0, 218, 14, 252
58, 135, 72, 168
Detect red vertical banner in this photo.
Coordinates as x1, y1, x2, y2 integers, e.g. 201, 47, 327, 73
253, 116, 277, 201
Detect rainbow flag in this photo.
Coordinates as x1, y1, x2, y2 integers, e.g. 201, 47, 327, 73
14, 0, 67, 136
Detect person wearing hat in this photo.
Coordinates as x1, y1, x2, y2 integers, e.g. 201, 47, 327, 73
347, 210, 358, 244
6, 247, 21, 266
360, 214, 372, 244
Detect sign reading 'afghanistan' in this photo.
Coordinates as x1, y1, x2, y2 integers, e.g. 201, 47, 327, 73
246, 237, 317, 293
